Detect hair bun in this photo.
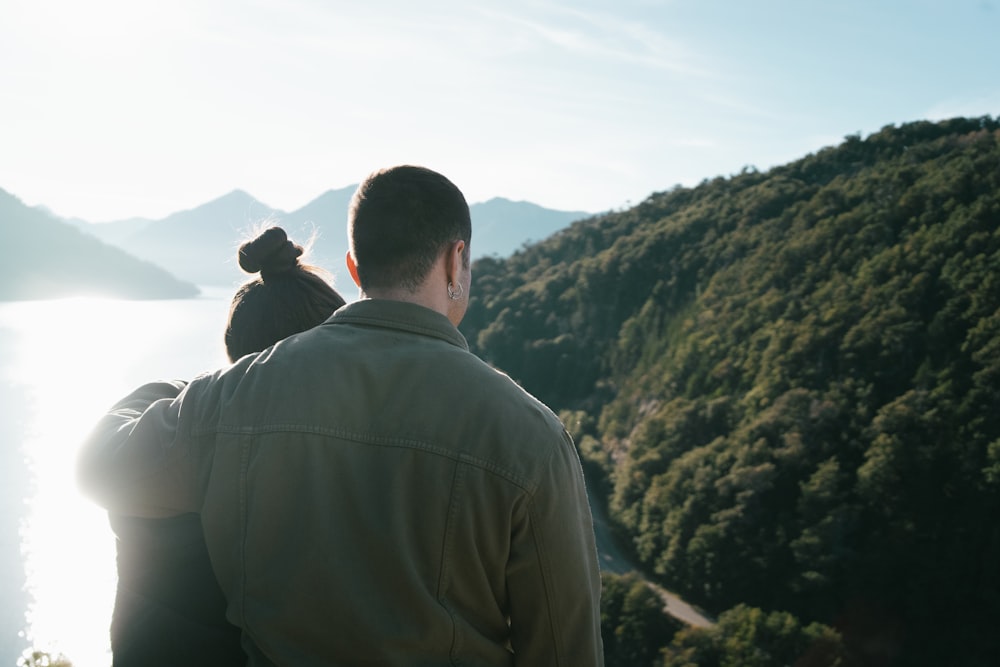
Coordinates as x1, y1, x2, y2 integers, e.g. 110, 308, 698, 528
238, 226, 304, 276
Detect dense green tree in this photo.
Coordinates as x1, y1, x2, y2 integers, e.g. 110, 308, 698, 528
601, 572, 683, 667
661, 604, 853, 667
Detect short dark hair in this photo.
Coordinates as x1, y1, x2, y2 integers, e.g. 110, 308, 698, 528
225, 226, 346, 362
348, 165, 471, 291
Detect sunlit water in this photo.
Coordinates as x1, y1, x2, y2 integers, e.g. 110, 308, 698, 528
0, 290, 233, 666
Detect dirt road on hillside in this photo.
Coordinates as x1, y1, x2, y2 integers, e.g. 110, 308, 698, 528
589, 491, 715, 629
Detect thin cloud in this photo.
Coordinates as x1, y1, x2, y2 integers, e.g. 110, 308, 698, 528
554, 4, 713, 77
923, 93, 1000, 121
477, 4, 712, 78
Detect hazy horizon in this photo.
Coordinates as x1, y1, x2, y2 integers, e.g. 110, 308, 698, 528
1, 1, 997, 222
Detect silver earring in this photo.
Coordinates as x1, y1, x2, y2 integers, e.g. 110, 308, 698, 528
447, 282, 464, 300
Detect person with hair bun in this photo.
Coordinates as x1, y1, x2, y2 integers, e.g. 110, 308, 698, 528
226, 226, 346, 362
105, 226, 345, 667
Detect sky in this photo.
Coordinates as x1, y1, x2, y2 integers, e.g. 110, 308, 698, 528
1, 0, 998, 222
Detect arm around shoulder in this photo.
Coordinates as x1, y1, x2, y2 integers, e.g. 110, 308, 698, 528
76, 379, 199, 518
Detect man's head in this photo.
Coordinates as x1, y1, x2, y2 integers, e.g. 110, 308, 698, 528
347, 165, 471, 294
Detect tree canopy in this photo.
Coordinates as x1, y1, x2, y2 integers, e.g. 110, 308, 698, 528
461, 116, 1000, 666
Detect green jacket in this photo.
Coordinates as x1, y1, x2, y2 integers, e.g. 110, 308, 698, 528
79, 299, 605, 666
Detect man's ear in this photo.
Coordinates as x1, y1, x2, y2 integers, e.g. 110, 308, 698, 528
446, 240, 466, 282
346, 251, 361, 288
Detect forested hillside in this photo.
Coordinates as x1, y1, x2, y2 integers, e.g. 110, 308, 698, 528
460, 116, 1000, 666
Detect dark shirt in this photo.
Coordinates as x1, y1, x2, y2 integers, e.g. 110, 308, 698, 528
109, 513, 245, 667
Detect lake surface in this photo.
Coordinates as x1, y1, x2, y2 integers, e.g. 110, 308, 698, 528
0, 290, 233, 666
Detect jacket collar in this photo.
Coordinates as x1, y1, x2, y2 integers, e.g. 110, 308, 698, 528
326, 299, 469, 351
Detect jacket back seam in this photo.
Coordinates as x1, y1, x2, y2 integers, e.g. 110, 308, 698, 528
202, 423, 539, 492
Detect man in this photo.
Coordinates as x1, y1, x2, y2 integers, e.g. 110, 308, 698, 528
78, 165, 605, 666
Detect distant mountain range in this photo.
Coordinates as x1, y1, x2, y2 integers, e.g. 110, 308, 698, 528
0, 189, 199, 301
67, 187, 591, 288
1, 186, 591, 299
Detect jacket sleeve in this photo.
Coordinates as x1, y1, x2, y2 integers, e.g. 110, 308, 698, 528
507, 429, 605, 666
76, 379, 206, 518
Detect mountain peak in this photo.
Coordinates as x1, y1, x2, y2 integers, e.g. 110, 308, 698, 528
212, 188, 262, 207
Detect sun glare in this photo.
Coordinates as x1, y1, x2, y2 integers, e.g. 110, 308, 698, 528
1, 294, 230, 665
